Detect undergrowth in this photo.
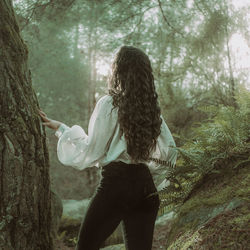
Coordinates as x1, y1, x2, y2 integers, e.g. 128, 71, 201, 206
158, 86, 250, 215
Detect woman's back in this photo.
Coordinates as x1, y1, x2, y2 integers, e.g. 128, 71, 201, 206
56, 93, 177, 191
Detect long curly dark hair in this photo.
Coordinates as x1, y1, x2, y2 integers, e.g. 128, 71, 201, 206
108, 46, 162, 162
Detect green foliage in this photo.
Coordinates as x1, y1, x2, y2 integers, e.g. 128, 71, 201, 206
158, 87, 250, 215
166, 165, 250, 249
179, 86, 250, 172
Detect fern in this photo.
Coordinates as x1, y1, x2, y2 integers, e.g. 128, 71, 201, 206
157, 86, 250, 215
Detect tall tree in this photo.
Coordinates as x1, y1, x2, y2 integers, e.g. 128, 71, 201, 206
0, 1, 53, 249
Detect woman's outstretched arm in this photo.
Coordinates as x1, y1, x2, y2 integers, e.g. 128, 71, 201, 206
39, 95, 116, 170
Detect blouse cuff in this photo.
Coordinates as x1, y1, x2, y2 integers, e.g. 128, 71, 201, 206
55, 123, 70, 138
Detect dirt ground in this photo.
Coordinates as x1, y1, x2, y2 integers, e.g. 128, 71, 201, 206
54, 219, 172, 250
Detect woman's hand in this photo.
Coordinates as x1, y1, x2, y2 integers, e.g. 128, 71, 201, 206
38, 109, 62, 130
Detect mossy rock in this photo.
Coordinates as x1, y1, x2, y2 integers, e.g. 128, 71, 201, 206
166, 165, 250, 249
58, 216, 81, 247
101, 244, 125, 250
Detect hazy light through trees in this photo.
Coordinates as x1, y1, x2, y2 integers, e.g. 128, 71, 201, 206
90, 0, 250, 90
230, 0, 250, 89
10, 0, 250, 202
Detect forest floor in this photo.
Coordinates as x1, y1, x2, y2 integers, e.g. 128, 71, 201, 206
54, 219, 172, 250
54, 164, 250, 250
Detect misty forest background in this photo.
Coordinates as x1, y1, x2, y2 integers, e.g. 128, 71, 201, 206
7, 0, 250, 248
13, 0, 250, 200
14, 0, 250, 199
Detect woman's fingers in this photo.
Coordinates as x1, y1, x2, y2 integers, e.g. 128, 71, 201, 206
39, 110, 46, 116
42, 116, 50, 122
38, 109, 61, 130
39, 114, 51, 123
38, 109, 51, 122
39, 113, 47, 119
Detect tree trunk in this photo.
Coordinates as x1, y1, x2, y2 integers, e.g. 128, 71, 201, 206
0, 1, 53, 249
225, 23, 237, 108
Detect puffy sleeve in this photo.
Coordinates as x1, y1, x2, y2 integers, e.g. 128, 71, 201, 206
157, 115, 178, 166
55, 95, 116, 170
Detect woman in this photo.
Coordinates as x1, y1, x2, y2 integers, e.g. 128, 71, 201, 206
39, 46, 177, 250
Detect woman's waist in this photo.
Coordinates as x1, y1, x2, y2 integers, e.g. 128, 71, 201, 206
101, 160, 152, 180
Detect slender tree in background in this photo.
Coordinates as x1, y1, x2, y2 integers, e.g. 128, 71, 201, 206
0, 1, 53, 249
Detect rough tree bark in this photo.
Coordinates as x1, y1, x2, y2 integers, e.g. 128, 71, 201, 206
0, 1, 53, 249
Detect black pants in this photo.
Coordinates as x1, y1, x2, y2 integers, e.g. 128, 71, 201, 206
75, 161, 160, 250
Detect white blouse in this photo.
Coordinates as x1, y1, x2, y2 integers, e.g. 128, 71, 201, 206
55, 95, 178, 191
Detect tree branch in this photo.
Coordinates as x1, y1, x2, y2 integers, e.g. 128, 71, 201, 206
157, 0, 184, 37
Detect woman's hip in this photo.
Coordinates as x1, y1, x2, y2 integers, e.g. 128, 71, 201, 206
97, 161, 160, 212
